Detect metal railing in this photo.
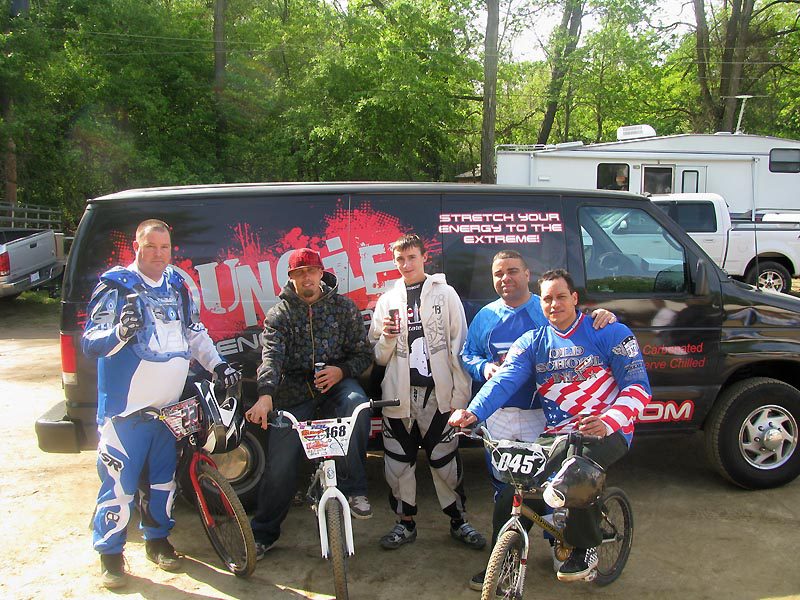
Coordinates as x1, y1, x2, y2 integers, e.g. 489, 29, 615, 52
0, 202, 63, 230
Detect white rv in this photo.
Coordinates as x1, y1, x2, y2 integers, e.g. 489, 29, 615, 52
496, 126, 800, 215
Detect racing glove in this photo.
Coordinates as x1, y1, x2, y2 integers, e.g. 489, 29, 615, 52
118, 300, 143, 341
214, 363, 242, 388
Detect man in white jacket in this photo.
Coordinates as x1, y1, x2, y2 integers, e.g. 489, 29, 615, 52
369, 234, 486, 550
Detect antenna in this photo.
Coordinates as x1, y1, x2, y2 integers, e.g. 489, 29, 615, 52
734, 95, 753, 134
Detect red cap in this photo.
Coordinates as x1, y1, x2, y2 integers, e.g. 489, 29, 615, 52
288, 248, 324, 273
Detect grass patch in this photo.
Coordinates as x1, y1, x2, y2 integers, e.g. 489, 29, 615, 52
0, 289, 60, 328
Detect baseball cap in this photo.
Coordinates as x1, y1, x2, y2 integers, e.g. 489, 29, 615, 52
287, 248, 324, 274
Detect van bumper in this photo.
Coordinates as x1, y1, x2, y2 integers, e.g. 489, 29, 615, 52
35, 401, 83, 453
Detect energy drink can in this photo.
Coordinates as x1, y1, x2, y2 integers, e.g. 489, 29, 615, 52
388, 308, 401, 334
314, 362, 326, 390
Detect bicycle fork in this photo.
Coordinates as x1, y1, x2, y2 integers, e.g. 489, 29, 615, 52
315, 458, 355, 559
189, 451, 233, 529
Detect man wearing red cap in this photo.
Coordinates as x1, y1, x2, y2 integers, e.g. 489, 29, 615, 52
246, 248, 374, 559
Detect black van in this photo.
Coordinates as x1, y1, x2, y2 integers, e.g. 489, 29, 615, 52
37, 183, 800, 504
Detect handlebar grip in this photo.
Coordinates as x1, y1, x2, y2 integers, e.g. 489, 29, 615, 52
371, 398, 401, 409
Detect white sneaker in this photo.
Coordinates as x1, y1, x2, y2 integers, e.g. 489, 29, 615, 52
348, 495, 373, 519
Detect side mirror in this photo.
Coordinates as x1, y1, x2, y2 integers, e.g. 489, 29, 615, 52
694, 258, 710, 296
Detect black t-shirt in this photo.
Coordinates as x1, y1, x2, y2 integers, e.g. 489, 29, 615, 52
405, 282, 434, 387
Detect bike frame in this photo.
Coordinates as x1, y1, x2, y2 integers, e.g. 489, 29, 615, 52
272, 401, 376, 560
186, 442, 235, 530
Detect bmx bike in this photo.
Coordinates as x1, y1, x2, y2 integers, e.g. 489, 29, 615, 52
458, 426, 633, 600
164, 377, 256, 578
269, 397, 400, 600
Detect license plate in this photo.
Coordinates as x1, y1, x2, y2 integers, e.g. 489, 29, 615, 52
30, 272, 40, 283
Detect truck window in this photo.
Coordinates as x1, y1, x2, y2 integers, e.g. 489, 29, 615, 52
579, 205, 688, 294
769, 148, 800, 173
672, 202, 716, 233
597, 163, 629, 190
643, 166, 673, 194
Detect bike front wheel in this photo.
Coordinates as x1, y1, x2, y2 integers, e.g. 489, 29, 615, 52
594, 486, 633, 586
194, 461, 257, 577
325, 501, 349, 600
482, 529, 524, 600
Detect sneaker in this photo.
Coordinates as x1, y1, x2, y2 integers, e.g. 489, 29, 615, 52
255, 540, 276, 561
450, 522, 487, 550
348, 495, 373, 519
549, 539, 565, 572
380, 521, 417, 549
557, 546, 598, 582
145, 537, 182, 572
469, 569, 485, 591
100, 553, 127, 589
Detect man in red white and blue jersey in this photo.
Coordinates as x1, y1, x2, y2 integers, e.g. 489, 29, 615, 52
451, 268, 651, 583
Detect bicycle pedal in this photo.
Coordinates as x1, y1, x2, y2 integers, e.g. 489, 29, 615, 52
583, 569, 597, 582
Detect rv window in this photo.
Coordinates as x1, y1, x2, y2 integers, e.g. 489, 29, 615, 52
643, 167, 673, 194
681, 170, 700, 193
597, 163, 629, 190
769, 148, 800, 173
579, 205, 687, 294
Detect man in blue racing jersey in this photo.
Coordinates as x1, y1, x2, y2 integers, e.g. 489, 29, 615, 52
451, 268, 651, 583
83, 219, 240, 589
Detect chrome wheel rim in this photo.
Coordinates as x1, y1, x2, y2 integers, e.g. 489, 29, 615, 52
738, 404, 798, 469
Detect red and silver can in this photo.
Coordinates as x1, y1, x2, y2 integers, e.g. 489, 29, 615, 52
388, 309, 401, 334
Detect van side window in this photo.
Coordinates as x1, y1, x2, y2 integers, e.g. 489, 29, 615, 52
642, 166, 673, 194
769, 148, 800, 173
579, 206, 688, 294
597, 163, 629, 190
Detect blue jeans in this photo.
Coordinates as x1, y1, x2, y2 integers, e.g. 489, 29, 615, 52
251, 378, 370, 545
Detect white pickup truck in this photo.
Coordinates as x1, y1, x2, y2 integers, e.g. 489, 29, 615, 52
0, 229, 65, 299
650, 193, 800, 293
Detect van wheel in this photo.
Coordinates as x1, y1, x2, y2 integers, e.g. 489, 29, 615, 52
746, 261, 791, 293
212, 427, 266, 511
705, 377, 800, 489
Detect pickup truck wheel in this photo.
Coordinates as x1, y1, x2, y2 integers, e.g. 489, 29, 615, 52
745, 261, 791, 293
705, 377, 800, 489
212, 427, 266, 511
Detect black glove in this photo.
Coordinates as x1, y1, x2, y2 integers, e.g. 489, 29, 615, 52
118, 301, 143, 341
214, 363, 242, 388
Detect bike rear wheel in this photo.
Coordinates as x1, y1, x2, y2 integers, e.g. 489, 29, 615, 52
594, 486, 633, 586
194, 461, 256, 577
482, 529, 524, 600
325, 501, 349, 600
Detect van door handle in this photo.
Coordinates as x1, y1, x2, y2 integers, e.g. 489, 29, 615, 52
29, 242, 38, 249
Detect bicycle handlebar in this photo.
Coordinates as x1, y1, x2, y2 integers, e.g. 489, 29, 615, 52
266, 398, 400, 428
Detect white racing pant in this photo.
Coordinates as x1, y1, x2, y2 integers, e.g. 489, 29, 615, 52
382, 386, 466, 520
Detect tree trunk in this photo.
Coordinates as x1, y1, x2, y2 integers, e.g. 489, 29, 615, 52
213, 0, 227, 168
481, 0, 499, 184
692, 0, 719, 130
537, 0, 583, 145
1, 95, 17, 207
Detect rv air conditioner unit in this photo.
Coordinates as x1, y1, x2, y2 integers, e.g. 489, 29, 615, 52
616, 124, 657, 141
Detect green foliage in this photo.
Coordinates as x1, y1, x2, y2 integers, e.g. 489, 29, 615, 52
1, 0, 799, 229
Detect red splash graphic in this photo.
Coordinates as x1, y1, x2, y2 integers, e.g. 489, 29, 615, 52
95, 201, 421, 344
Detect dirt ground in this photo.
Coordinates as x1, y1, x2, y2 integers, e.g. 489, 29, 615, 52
1, 296, 799, 600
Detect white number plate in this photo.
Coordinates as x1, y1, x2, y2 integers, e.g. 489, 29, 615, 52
30, 272, 40, 283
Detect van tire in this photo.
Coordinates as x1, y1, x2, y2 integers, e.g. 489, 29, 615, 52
705, 377, 800, 489
745, 261, 791, 293
213, 427, 267, 511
